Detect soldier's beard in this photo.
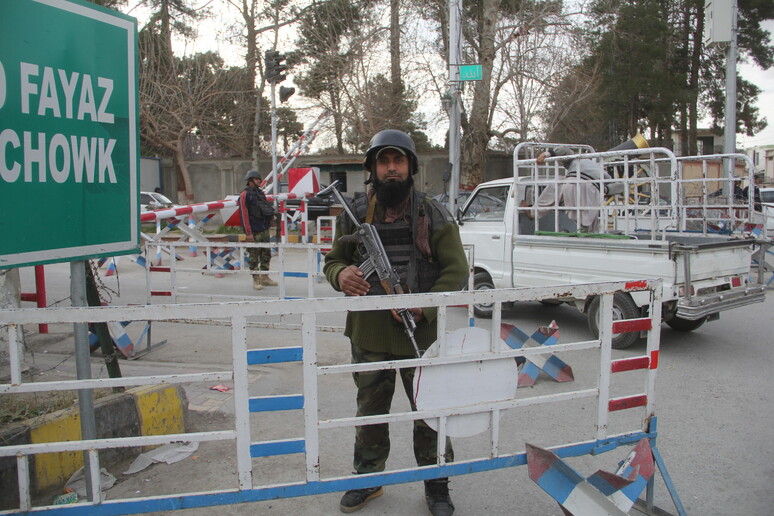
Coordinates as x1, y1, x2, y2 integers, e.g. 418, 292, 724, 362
373, 175, 413, 207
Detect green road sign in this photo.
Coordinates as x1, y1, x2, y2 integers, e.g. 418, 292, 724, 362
459, 65, 483, 81
0, 0, 139, 269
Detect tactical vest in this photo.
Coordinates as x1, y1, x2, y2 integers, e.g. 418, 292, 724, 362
241, 186, 269, 232
242, 187, 262, 220
346, 190, 446, 295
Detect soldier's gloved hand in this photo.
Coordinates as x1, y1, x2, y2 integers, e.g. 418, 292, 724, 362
338, 265, 370, 296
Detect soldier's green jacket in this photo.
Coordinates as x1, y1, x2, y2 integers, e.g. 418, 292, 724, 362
323, 192, 469, 356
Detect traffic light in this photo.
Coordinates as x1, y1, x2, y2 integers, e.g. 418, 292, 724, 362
264, 49, 288, 84
279, 86, 295, 103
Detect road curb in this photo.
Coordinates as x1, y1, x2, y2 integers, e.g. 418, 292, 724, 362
0, 384, 187, 508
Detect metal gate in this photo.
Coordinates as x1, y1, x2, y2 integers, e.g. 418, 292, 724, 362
0, 279, 682, 515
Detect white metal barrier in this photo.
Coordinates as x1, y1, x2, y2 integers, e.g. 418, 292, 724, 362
137, 240, 477, 308
0, 279, 685, 515
141, 241, 324, 303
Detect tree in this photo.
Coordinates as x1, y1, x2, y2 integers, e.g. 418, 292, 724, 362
139, 44, 247, 201
226, 0, 308, 165
138, 0, 201, 74
295, 0, 374, 153
416, 0, 571, 185
344, 73, 430, 151
87, 0, 128, 8
547, 0, 773, 153
701, 0, 774, 138
572, 0, 680, 146
491, 3, 574, 150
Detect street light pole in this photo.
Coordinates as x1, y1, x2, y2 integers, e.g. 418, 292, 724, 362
447, 0, 462, 217
722, 0, 738, 182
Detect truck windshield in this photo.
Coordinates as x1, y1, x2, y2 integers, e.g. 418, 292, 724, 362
460, 186, 509, 222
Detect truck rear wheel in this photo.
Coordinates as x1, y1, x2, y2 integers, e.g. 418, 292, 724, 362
587, 293, 641, 349
665, 315, 707, 332
473, 272, 495, 318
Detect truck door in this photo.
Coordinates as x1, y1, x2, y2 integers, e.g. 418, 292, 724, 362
459, 184, 511, 283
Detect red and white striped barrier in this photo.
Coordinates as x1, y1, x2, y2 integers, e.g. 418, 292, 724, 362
140, 200, 237, 223
141, 193, 318, 225
260, 110, 331, 193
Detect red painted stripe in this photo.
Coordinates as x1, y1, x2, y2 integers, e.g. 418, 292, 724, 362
650, 350, 659, 369
150, 291, 172, 296
611, 356, 650, 373
149, 266, 171, 272
612, 317, 652, 334
624, 280, 648, 291
608, 394, 647, 412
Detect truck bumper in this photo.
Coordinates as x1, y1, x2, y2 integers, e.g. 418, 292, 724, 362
677, 285, 767, 320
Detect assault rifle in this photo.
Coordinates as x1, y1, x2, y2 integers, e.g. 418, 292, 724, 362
317, 181, 422, 358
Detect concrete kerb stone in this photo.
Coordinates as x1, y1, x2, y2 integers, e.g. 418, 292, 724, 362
0, 384, 187, 507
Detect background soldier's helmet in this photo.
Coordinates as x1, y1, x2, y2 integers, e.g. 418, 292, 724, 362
245, 169, 262, 182
363, 129, 419, 175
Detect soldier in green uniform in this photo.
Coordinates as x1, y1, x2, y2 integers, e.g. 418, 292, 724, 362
324, 130, 468, 516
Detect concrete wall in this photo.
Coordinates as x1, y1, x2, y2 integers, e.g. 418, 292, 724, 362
140, 157, 163, 193
177, 151, 514, 205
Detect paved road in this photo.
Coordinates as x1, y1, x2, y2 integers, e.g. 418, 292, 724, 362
14, 252, 774, 515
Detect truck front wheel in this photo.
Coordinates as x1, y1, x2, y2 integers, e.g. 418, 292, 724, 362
587, 293, 641, 349
473, 272, 495, 318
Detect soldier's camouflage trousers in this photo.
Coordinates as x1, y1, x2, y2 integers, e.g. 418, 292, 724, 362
246, 229, 271, 272
350, 343, 453, 474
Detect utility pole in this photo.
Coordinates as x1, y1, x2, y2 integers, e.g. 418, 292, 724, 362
446, 0, 462, 217
722, 0, 738, 181
705, 0, 738, 189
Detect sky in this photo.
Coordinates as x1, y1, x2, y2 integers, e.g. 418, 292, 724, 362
127, 3, 774, 150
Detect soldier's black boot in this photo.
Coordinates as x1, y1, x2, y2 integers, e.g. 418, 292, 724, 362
339, 486, 383, 513
424, 478, 454, 516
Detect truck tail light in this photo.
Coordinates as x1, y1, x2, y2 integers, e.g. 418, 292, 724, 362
731, 276, 742, 287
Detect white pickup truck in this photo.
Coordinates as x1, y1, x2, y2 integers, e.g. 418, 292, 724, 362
458, 145, 767, 348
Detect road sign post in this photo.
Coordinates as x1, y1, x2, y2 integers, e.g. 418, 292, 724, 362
0, 0, 139, 269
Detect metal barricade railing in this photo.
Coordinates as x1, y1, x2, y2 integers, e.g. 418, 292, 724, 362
513, 146, 679, 238
141, 241, 326, 304
511, 147, 757, 239
0, 279, 682, 515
